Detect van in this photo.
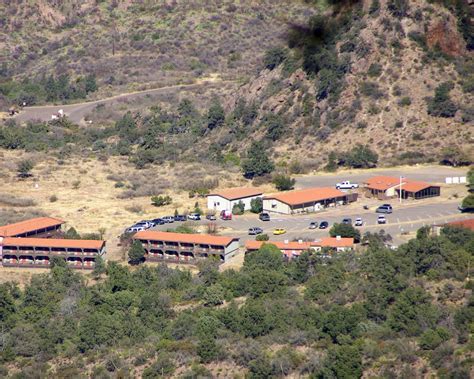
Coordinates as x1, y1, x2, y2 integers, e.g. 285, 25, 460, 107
376, 205, 393, 214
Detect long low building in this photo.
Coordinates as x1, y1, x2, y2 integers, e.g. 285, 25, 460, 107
0, 237, 106, 269
364, 176, 440, 200
133, 231, 240, 263
0, 217, 64, 238
263, 187, 357, 214
245, 237, 354, 259
207, 187, 263, 212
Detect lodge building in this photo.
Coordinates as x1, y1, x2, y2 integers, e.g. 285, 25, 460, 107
0, 217, 64, 238
133, 230, 240, 263
0, 218, 106, 270
0, 237, 106, 269
364, 176, 441, 200
245, 237, 355, 259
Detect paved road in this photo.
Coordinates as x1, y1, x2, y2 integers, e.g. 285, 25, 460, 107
13, 78, 228, 125
150, 199, 471, 247
295, 166, 468, 189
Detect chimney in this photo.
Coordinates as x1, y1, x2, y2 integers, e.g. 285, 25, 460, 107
284, 240, 289, 244
336, 235, 341, 240
298, 239, 303, 244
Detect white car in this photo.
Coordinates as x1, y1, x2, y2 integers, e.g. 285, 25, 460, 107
336, 181, 359, 190
188, 213, 201, 220
377, 215, 387, 224
354, 218, 363, 227
125, 225, 146, 234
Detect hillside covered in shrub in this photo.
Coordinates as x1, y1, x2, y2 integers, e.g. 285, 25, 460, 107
0, 225, 472, 377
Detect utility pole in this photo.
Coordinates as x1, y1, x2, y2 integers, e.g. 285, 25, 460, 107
399, 176, 403, 204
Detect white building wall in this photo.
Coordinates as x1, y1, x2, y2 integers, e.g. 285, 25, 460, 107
263, 199, 291, 214
207, 195, 262, 212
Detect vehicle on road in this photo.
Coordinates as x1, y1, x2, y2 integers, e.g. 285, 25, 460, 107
319, 221, 329, 229
125, 225, 147, 233
273, 228, 286, 235
135, 221, 153, 228
458, 205, 474, 213
162, 216, 175, 223
354, 218, 363, 227
336, 181, 359, 190
309, 222, 318, 229
174, 215, 186, 222
377, 215, 387, 224
248, 227, 263, 235
259, 212, 270, 221
220, 210, 232, 220
151, 218, 165, 226
188, 213, 201, 221
206, 214, 217, 221
376, 204, 393, 214
342, 218, 352, 225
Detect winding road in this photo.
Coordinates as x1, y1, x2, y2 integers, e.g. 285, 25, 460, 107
13, 76, 230, 125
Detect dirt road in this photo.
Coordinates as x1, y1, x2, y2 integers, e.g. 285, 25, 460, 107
13, 75, 229, 125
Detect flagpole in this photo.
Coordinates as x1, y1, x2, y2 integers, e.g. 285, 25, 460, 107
399, 176, 402, 203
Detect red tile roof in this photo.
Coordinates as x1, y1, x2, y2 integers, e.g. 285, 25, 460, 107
2, 237, 105, 250
401, 181, 436, 193
0, 217, 64, 237
263, 187, 346, 206
365, 176, 437, 193
209, 187, 263, 201
245, 237, 354, 251
245, 240, 311, 251
365, 176, 404, 191
134, 231, 239, 246
447, 219, 474, 231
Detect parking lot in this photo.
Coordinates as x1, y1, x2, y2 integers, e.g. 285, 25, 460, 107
150, 199, 471, 246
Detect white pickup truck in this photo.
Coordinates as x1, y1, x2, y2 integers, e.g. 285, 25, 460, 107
336, 181, 359, 190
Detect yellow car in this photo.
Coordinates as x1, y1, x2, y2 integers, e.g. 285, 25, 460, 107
273, 228, 286, 235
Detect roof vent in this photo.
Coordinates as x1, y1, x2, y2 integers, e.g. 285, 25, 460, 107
284, 240, 289, 244
336, 235, 341, 240
298, 239, 303, 244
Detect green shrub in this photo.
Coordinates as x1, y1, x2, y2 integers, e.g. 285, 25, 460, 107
263, 47, 288, 70
272, 174, 295, 191
151, 195, 172, 207
232, 200, 245, 215
427, 82, 458, 118
367, 63, 382, 77
398, 96, 412, 106
360, 81, 384, 99
250, 197, 263, 213
256, 234, 269, 241
329, 223, 361, 243
128, 240, 145, 265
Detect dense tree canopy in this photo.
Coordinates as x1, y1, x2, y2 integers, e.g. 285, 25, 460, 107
0, 225, 472, 377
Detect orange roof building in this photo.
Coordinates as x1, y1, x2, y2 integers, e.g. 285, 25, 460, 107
364, 176, 440, 200
207, 187, 263, 212
0, 217, 64, 237
263, 187, 356, 214
0, 236, 106, 269
245, 237, 354, 259
133, 231, 240, 263
446, 219, 474, 231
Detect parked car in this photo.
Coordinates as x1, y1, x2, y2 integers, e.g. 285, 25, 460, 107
354, 217, 363, 227
319, 221, 329, 229
377, 215, 387, 224
162, 216, 175, 223
336, 181, 359, 190
220, 210, 232, 220
342, 218, 352, 225
273, 228, 286, 235
188, 213, 201, 221
135, 221, 152, 228
376, 204, 393, 214
259, 212, 270, 221
248, 227, 263, 235
458, 205, 474, 213
206, 214, 217, 221
125, 225, 146, 234
151, 218, 165, 225
309, 222, 318, 229
174, 215, 186, 222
